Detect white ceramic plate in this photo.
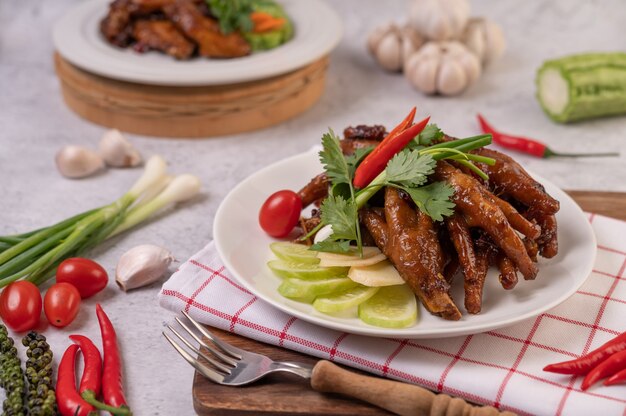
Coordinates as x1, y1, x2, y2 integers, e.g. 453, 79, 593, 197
214, 149, 596, 339
53, 0, 342, 86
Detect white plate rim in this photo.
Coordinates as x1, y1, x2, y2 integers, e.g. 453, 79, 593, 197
213, 148, 597, 339
52, 0, 342, 86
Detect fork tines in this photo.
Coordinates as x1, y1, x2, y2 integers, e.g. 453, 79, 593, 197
162, 310, 242, 384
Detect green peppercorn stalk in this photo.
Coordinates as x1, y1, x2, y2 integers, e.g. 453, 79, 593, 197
0, 156, 202, 288
22, 332, 56, 416
0, 324, 27, 416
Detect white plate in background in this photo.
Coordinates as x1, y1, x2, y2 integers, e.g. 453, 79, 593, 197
53, 0, 342, 86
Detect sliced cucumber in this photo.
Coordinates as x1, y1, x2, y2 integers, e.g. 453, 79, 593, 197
270, 242, 320, 264
358, 285, 418, 328
267, 260, 348, 280
348, 260, 405, 287
278, 277, 358, 301
313, 285, 380, 313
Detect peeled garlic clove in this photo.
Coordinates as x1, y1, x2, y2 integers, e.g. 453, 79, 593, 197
99, 129, 142, 168
55, 145, 105, 179
116, 244, 174, 291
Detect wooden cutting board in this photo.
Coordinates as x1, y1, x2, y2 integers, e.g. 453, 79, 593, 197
54, 53, 328, 138
192, 191, 626, 416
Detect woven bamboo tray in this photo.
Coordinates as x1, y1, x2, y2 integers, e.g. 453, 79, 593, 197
54, 53, 329, 138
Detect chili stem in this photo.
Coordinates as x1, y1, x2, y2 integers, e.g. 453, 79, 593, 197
81, 391, 132, 416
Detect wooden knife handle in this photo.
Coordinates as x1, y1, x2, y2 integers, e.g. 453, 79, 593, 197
310, 360, 516, 416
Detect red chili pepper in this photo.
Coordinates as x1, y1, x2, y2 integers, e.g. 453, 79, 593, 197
82, 305, 132, 416
56, 345, 97, 416
96, 304, 130, 409
581, 349, 626, 390
477, 114, 619, 158
544, 332, 626, 376
70, 335, 102, 397
353, 112, 429, 189
604, 367, 626, 386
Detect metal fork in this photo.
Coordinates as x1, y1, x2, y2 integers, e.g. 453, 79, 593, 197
163, 311, 515, 416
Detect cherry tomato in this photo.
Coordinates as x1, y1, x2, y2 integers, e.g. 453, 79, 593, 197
0, 281, 42, 332
44, 283, 81, 328
259, 190, 302, 238
56, 258, 108, 299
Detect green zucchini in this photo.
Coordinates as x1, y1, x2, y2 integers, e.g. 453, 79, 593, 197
536, 52, 626, 123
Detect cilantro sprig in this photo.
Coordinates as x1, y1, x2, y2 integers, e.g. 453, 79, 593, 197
310, 130, 364, 254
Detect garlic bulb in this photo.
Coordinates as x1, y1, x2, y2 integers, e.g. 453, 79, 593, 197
116, 244, 174, 291
55, 145, 105, 179
461, 18, 506, 66
404, 41, 481, 96
408, 0, 470, 41
99, 129, 142, 168
367, 23, 425, 72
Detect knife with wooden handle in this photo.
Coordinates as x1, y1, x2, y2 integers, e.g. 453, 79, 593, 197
311, 360, 515, 416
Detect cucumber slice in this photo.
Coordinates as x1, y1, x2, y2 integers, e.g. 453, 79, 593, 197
267, 260, 348, 280
313, 285, 380, 313
270, 242, 320, 264
278, 277, 358, 301
348, 260, 405, 287
358, 285, 418, 328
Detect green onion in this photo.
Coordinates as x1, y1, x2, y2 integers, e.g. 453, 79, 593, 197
0, 156, 201, 288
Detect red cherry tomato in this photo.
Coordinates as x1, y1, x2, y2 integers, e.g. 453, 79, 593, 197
0, 281, 42, 332
56, 258, 108, 299
44, 283, 81, 328
259, 190, 302, 238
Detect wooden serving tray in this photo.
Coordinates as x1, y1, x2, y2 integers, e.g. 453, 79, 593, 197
54, 53, 328, 138
192, 191, 626, 415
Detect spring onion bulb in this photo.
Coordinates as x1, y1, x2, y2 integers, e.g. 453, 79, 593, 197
0, 156, 200, 288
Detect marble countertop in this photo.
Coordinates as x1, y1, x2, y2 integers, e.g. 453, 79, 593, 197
1, 0, 625, 414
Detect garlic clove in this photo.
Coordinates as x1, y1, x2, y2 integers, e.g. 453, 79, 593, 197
375, 32, 403, 72
437, 59, 467, 96
99, 129, 142, 168
55, 145, 105, 179
116, 244, 175, 291
483, 20, 506, 65
367, 22, 395, 55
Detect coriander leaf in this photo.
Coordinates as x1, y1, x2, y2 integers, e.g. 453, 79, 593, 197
320, 195, 358, 242
206, 0, 254, 34
404, 182, 455, 222
406, 124, 443, 149
319, 129, 351, 186
385, 151, 435, 188
345, 146, 373, 177
309, 240, 351, 254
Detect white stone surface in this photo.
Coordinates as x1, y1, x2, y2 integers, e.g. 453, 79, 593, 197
1, 0, 625, 414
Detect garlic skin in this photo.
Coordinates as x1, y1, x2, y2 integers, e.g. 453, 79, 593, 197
405, 41, 481, 96
55, 145, 105, 179
461, 18, 506, 66
367, 23, 425, 72
408, 0, 470, 41
116, 244, 174, 291
99, 129, 142, 168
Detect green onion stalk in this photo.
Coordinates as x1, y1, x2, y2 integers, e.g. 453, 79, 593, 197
0, 156, 201, 288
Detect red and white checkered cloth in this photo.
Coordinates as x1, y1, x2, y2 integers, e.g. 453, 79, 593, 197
159, 213, 626, 416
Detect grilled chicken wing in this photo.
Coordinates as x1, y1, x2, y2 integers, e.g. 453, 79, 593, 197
132, 20, 195, 59
163, 0, 250, 58
101, 0, 134, 47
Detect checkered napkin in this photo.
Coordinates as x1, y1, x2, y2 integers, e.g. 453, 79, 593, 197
158, 213, 626, 416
